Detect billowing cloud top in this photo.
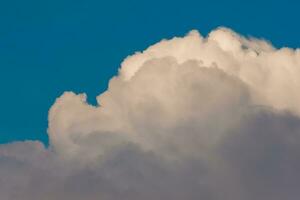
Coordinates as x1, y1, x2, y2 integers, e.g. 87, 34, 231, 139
1, 27, 300, 200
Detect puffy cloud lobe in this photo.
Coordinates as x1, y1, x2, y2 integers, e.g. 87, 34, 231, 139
121, 28, 300, 113
1, 27, 300, 200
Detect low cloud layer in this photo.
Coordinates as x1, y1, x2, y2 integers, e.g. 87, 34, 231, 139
1, 27, 300, 200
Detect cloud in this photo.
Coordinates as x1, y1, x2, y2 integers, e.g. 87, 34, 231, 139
1, 27, 300, 200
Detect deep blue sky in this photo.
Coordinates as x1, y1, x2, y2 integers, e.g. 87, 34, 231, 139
0, 0, 299, 145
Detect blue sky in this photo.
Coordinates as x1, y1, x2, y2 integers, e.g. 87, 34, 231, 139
0, 0, 299, 144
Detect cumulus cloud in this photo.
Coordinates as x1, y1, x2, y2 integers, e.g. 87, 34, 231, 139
1, 27, 300, 200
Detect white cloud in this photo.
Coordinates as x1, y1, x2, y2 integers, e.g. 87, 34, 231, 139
1, 27, 300, 200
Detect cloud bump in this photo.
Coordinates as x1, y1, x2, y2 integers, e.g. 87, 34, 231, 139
1, 27, 300, 200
